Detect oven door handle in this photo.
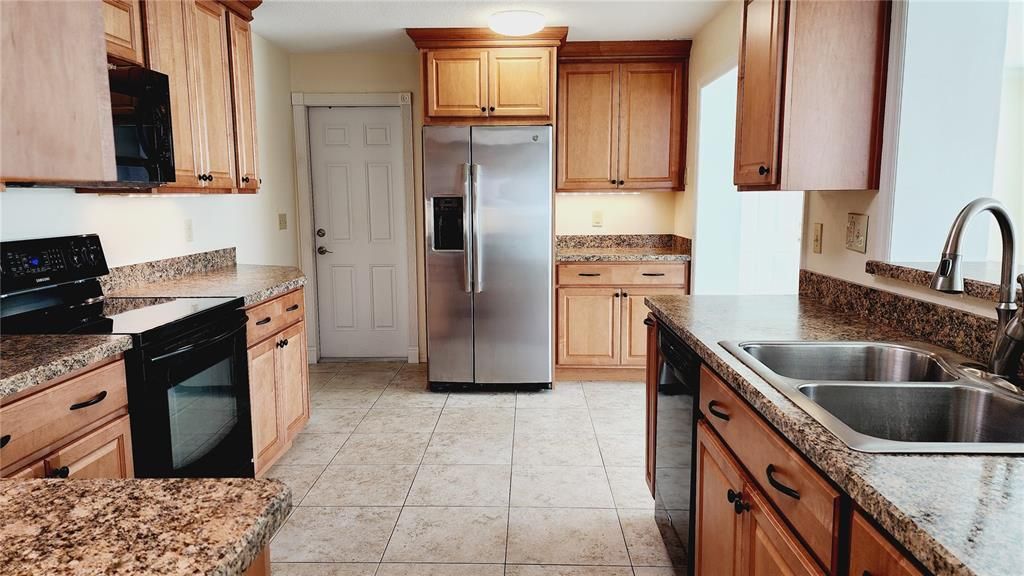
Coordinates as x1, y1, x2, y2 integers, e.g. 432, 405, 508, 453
148, 317, 248, 363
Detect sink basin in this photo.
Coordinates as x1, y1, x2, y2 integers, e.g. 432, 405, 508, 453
740, 342, 956, 382
721, 340, 1024, 454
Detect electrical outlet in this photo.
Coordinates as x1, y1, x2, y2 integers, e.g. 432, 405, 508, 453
184, 219, 193, 242
812, 223, 823, 254
591, 210, 604, 228
845, 213, 868, 254
278, 213, 288, 230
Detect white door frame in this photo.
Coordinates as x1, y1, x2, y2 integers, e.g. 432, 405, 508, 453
292, 92, 418, 363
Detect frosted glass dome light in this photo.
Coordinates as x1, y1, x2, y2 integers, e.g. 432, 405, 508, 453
488, 10, 545, 36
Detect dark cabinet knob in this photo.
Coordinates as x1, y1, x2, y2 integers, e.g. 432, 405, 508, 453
613, 292, 620, 298
489, 106, 495, 112
0, 434, 10, 449
727, 489, 741, 503
758, 165, 769, 176
480, 107, 487, 112
622, 292, 629, 298
610, 179, 617, 184
734, 498, 751, 515
242, 176, 250, 183
617, 180, 625, 185
643, 318, 655, 327
47, 466, 70, 478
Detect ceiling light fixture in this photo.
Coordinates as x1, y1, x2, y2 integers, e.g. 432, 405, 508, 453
488, 10, 545, 37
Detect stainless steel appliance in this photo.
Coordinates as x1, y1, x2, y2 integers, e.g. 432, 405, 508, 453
1, 235, 253, 478
424, 126, 553, 390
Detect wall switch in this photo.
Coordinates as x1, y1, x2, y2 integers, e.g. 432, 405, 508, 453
591, 210, 604, 228
845, 213, 868, 254
184, 219, 193, 242
812, 223, 823, 254
278, 213, 288, 230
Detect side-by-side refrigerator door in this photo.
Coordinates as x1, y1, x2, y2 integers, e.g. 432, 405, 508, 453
471, 126, 554, 384
424, 126, 474, 384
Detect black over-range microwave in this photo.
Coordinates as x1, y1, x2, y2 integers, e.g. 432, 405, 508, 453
107, 64, 175, 187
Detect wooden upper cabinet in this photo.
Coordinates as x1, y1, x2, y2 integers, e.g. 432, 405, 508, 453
849, 511, 924, 576
228, 12, 259, 192
557, 63, 620, 191
734, 0, 890, 191
426, 49, 489, 118
192, 1, 237, 189
488, 48, 553, 117
618, 62, 684, 190
102, 0, 145, 64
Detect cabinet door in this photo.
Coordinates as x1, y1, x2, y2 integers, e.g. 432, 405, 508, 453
740, 487, 826, 576
695, 421, 744, 576
622, 288, 687, 366
734, 0, 786, 187
228, 11, 259, 192
488, 48, 551, 117
45, 415, 134, 479
248, 337, 283, 473
849, 511, 924, 576
557, 287, 621, 366
144, 0, 203, 189
192, 0, 237, 189
425, 49, 489, 118
645, 315, 658, 496
102, 0, 144, 64
618, 62, 684, 190
277, 321, 310, 440
557, 63, 620, 191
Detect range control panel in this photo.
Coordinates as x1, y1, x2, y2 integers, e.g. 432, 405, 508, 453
1, 234, 109, 295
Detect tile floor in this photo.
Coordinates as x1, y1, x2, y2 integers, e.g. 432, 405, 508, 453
268, 361, 686, 576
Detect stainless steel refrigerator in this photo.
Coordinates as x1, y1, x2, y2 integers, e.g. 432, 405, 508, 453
424, 125, 553, 390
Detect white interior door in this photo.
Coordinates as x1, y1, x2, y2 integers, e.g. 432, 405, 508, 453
309, 106, 409, 358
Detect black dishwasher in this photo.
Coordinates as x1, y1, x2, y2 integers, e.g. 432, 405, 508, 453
654, 324, 701, 576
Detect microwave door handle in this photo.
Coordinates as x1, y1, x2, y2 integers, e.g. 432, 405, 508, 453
148, 316, 248, 363
472, 163, 482, 294
462, 163, 472, 293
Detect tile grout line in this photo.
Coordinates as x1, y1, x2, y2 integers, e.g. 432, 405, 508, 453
504, 386, 519, 568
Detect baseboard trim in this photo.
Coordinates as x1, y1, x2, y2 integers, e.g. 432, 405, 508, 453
555, 366, 645, 382
407, 346, 420, 364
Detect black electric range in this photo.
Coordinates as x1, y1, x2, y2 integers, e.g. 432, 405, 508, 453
1, 234, 254, 478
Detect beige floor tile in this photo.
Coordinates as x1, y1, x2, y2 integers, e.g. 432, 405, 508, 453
308, 362, 346, 374
390, 364, 429, 388
632, 568, 687, 576
339, 360, 404, 373
265, 464, 326, 504
506, 507, 630, 565
405, 464, 511, 507
308, 372, 339, 388
270, 563, 378, 576
376, 564, 504, 576
302, 464, 418, 506
434, 407, 515, 434
513, 431, 603, 466
443, 391, 517, 408
333, 433, 431, 465
311, 387, 383, 410
514, 408, 593, 435
605, 467, 656, 509
505, 566, 633, 576
271, 506, 400, 562
322, 372, 393, 389
596, 434, 646, 467
584, 389, 645, 412
618, 508, 687, 567
373, 387, 449, 408
383, 506, 508, 563
274, 433, 349, 467
510, 466, 614, 508
352, 407, 441, 434
516, 383, 587, 409
589, 409, 646, 437
422, 432, 513, 465
302, 408, 369, 435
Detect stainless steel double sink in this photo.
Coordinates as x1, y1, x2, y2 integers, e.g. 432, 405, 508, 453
721, 341, 1024, 454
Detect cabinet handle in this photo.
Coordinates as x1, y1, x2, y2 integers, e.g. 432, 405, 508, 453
610, 179, 617, 184
618, 180, 625, 185
613, 292, 620, 298
578, 273, 601, 277
707, 400, 730, 421
643, 318, 655, 327
69, 390, 107, 411
256, 317, 272, 326
286, 304, 300, 312
46, 466, 70, 479
758, 165, 769, 176
480, 107, 487, 112
727, 488, 741, 503
283, 338, 289, 347
0, 434, 10, 449
489, 106, 495, 112
766, 464, 801, 500
242, 176, 250, 183
622, 292, 629, 298
642, 273, 666, 277
728, 489, 750, 514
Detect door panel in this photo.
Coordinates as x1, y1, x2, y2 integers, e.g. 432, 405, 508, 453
734, 0, 786, 187
618, 62, 684, 189
248, 337, 281, 470
695, 422, 743, 576
426, 49, 488, 118
741, 487, 826, 576
557, 287, 620, 367
623, 288, 687, 366
488, 48, 551, 117
278, 322, 309, 439
192, 1, 236, 189
472, 127, 553, 383
228, 12, 259, 191
102, 0, 144, 64
45, 415, 134, 479
557, 63, 620, 191
310, 107, 410, 358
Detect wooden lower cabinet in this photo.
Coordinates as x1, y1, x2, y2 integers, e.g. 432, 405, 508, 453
695, 421, 744, 576
741, 487, 825, 576
557, 287, 622, 366
278, 321, 310, 437
248, 336, 284, 471
849, 511, 924, 576
623, 288, 682, 366
644, 315, 659, 494
45, 415, 134, 479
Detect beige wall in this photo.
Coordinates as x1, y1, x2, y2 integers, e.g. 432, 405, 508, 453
289, 51, 428, 359
556, 192, 676, 234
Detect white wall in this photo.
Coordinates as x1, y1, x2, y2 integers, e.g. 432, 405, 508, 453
555, 192, 676, 235
0, 33, 298, 268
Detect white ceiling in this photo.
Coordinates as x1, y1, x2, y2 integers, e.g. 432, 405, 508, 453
251, 0, 730, 53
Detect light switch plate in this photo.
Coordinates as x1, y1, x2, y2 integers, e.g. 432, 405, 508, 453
278, 213, 288, 230
591, 210, 604, 228
845, 213, 868, 254
184, 219, 193, 242
812, 223, 823, 254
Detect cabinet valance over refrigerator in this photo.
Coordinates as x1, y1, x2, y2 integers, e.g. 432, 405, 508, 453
424, 126, 553, 390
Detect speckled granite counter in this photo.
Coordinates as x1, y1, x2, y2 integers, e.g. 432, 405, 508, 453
557, 247, 692, 262
556, 233, 692, 263
108, 264, 306, 306
645, 294, 1022, 576
0, 477, 291, 576
0, 335, 133, 400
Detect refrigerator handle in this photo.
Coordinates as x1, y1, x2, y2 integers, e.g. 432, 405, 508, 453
462, 163, 473, 293
471, 163, 483, 294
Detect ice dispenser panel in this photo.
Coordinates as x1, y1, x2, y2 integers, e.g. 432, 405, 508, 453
432, 197, 464, 251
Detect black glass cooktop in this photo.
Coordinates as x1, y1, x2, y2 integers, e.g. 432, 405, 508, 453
104, 297, 241, 335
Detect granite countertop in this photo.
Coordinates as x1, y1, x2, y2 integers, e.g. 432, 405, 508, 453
108, 264, 306, 306
0, 478, 291, 576
557, 247, 692, 263
645, 294, 1022, 576
0, 335, 133, 400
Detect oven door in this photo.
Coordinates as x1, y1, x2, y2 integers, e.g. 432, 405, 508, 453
130, 311, 254, 478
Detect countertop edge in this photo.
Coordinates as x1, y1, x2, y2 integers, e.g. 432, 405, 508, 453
214, 482, 293, 576
241, 275, 307, 307
556, 254, 692, 263
0, 336, 134, 400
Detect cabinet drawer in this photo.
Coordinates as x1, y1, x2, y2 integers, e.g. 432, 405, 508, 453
0, 360, 128, 470
246, 288, 305, 347
850, 511, 923, 576
699, 366, 839, 570
45, 414, 134, 479
557, 263, 688, 286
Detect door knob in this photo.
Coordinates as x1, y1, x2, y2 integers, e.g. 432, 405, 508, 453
316, 228, 326, 238
317, 246, 333, 255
